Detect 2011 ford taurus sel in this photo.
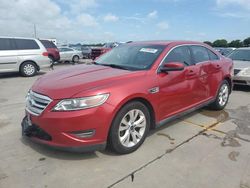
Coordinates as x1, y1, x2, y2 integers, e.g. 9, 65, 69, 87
22, 41, 233, 154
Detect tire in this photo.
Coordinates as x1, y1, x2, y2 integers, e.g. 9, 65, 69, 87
20, 62, 37, 77
109, 101, 150, 154
72, 55, 80, 63
209, 80, 230, 110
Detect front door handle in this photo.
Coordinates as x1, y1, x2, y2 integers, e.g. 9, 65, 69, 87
215, 64, 221, 69
186, 70, 196, 76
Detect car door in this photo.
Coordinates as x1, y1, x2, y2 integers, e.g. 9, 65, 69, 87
206, 48, 223, 97
0, 38, 18, 72
59, 48, 67, 61
66, 48, 74, 60
157, 46, 199, 120
189, 45, 212, 102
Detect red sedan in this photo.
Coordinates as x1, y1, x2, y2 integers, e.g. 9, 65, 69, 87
22, 41, 233, 154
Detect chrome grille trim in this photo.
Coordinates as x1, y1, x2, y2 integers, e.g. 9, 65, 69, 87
26, 90, 52, 116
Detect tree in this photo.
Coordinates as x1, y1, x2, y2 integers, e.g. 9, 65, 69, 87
204, 41, 213, 46
228, 40, 243, 48
213, 39, 228, 47
243, 37, 250, 47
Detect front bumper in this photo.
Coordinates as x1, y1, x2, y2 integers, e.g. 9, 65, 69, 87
233, 75, 250, 86
21, 102, 115, 152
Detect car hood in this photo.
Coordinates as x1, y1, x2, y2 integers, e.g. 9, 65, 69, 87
233, 60, 250, 69
32, 64, 141, 99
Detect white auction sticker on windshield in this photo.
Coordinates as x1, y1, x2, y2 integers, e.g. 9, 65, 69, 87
140, 48, 158, 53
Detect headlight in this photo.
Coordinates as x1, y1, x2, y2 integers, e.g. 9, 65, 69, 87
240, 68, 250, 76
53, 94, 109, 111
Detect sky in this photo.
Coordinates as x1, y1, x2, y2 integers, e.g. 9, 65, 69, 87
0, 0, 250, 44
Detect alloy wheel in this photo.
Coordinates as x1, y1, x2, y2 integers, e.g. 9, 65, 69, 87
218, 83, 229, 107
118, 109, 146, 148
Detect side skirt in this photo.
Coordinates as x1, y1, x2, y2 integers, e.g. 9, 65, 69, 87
155, 98, 215, 128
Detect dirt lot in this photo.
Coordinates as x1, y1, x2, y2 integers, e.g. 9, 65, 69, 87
0, 62, 250, 188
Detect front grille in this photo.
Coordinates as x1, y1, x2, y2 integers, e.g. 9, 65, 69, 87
234, 80, 247, 84
24, 124, 52, 141
91, 49, 102, 58
234, 69, 241, 75
26, 90, 52, 116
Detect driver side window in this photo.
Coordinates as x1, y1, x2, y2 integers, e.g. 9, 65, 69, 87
164, 46, 193, 66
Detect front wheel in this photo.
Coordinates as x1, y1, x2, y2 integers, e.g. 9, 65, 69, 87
20, 62, 37, 77
209, 80, 230, 110
109, 101, 150, 154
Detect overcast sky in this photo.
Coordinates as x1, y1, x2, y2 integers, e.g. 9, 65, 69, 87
0, 0, 249, 44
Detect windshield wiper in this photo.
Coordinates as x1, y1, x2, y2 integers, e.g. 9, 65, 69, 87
101, 64, 130, 70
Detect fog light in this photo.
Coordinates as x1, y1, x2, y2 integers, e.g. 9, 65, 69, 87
71, 130, 95, 138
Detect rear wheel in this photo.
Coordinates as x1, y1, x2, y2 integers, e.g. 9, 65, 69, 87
20, 62, 37, 77
209, 80, 230, 110
72, 55, 79, 63
109, 101, 150, 154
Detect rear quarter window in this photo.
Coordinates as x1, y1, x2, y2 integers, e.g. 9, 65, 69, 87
14, 39, 40, 50
40, 40, 57, 48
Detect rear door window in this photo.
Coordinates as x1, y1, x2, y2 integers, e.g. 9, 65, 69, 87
164, 46, 193, 66
190, 46, 210, 63
14, 39, 40, 50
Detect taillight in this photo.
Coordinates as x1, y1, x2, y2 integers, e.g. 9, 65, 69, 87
42, 52, 49, 56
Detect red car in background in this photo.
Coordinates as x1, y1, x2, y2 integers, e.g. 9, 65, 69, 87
91, 42, 120, 59
40, 40, 60, 62
22, 41, 233, 154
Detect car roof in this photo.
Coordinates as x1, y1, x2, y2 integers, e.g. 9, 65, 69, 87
128, 40, 205, 46
0, 36, 38, 40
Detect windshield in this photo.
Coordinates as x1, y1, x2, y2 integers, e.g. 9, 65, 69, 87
227, 49, 250, 61
95, 44, 165, 71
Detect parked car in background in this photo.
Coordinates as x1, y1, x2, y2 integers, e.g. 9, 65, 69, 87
227, 48, 250, 86
0, 37, 51, 77
214, 47, 235, 56
22, 41, 233, 154
71, 46, 92, 59
39, 40, 60, 62
91, 42, 121, 60
58, 47, 83, 63
81, 46, 92, 58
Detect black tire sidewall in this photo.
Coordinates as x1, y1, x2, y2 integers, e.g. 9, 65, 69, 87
73, 55, 79, 63
20, 62, 37, 77
212, 80, 230, 110
109, 101, 150, 154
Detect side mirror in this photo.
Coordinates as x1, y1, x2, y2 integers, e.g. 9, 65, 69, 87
160, 62, 185, 72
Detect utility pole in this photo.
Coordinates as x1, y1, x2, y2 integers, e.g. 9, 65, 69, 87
34, 24, 37, 38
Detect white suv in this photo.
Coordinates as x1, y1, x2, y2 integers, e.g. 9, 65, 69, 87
0, 37, 51, 77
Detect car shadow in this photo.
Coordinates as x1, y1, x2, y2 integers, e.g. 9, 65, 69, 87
20, 137, 98, 160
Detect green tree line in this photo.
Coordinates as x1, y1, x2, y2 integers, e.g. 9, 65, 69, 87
204, 37, 250, 48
